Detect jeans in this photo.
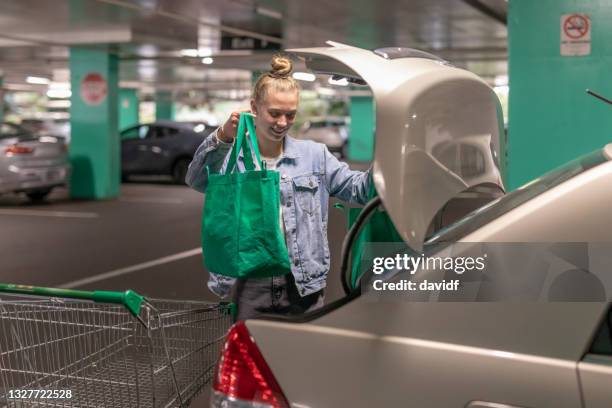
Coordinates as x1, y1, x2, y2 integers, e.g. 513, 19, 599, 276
233, 274, 325, 321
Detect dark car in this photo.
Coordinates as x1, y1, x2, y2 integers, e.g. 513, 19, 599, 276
120, 121, 215, 184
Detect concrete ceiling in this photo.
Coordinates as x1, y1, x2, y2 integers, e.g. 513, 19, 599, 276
0, 0, 508, 95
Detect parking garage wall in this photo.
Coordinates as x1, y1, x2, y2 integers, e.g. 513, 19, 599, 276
508, 0, 612, 190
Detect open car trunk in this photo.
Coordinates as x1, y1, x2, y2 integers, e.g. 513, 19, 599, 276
288, 42, 506, 251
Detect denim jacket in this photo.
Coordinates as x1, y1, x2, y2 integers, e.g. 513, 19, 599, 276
186, 129, 371, 298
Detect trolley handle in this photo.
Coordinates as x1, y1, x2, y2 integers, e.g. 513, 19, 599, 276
0, 283, 145, 317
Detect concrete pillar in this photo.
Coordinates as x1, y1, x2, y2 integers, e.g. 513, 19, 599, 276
348, 95, 375, 161
119, 88, 139, 131
0, 75, 4, 124
155, 91, 175, 121
69, 48, 119, 199
508, 0, 612, 189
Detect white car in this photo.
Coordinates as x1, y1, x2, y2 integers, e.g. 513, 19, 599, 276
210, 43, 612, 408
0, 122, 69, 201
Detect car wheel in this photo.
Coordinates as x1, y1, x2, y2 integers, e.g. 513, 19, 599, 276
172, 158, 191, 185
26, 189, 52, 202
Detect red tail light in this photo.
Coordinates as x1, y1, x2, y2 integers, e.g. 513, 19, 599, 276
212, 322, 289, 408
5, 145, 34, 155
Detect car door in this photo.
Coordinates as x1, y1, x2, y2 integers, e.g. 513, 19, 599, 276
121, 124, 153, 174
148, 126, 181, 174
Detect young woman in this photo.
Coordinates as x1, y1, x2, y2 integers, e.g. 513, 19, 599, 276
186, 55, 371, 320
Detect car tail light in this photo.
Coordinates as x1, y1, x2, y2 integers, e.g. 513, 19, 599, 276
212, 322, 289, 408
5, 145, 34, 155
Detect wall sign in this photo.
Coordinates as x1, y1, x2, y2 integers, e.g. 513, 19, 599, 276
561, 14, 591, 56
80, 72, 108, 105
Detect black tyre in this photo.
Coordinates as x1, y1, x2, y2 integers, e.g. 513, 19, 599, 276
172, 158, 191, 185
26, 189, 51, 202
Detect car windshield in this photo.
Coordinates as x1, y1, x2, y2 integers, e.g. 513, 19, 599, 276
426, 148, 608, 246
0, 123, 32, 140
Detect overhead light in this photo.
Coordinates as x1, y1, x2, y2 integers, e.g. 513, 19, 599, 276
182, 48, 213, 57
494, 75, 508, 86
201, 57, 214, 65
47, 89, 72, 99
48, 82, 70, 90
198, 48, 213, 57
255, 6, 282, 20
328, 77, 348, 86
292, 72, 315, 82
26, 76, 50, 85
180, 49, 199, 57
317, 87, 336, 96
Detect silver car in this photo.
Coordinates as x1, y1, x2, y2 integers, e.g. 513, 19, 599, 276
210, 43, 612, 408
0, 122, 70, 201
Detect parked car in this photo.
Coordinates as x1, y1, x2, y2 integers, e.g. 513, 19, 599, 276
298, 116, 349, 158
0, 122, 70, 201
210, 43, 612, 408
120, 121, 215, 184
20, 117, 71, 142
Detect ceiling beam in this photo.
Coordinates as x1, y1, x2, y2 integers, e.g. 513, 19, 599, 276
95, 0, 284, 45
461, 0, 507, 26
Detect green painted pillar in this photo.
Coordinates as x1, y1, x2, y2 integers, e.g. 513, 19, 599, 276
508, 1, 612, 190
155, 91, 175, 120
119, 88, 139, 131
348, 95, 375, 161
69, 48, 119, 199
0, 75, 4, 124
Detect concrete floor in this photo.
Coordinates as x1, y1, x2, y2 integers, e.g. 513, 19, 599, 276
0, 164, 368, 407
0, 179, 358, 302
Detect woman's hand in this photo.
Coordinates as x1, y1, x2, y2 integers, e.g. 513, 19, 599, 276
218, 109, 252, 143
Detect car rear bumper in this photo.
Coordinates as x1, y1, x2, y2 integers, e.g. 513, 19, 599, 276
0, 164, 70, 194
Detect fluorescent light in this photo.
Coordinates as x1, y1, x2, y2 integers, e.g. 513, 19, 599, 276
317, 87, 336, 96
47, 89, 72, 99
494, 75, 508, 86
198, 48, 213, 57
292, 72, 315, 82
180, 49, 199, 57
49, 82, 70, 90
201, 57, 214, 65
26, 76, 50, 85
181, 48, 213, 57
328, 77, 348, 86
255, 6, 282, 20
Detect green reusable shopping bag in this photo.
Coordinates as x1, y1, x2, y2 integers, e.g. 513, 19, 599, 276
347, 181, 404, 288
201, 113, 291, 278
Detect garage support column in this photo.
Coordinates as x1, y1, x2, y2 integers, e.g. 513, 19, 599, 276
155, 91, 174, 120
119, 88, 139, 131
348, 95, 375, 161
508, 0, 612, 190
69, 48, 120, 199
0, 75, 4, 124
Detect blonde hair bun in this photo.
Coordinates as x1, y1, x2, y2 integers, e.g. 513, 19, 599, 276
270, 55, 293, 78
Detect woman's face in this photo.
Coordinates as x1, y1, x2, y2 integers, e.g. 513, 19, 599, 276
250, 89, 298, 143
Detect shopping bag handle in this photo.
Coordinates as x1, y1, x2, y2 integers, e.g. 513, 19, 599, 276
226, 112, 263, 174
0, 283, 144, 317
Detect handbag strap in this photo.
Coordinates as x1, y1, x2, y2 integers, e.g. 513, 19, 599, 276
225, 112, 263, 174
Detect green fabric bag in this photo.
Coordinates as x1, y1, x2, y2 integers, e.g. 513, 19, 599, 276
201, 113, 291, 278
347, 182, 404, 288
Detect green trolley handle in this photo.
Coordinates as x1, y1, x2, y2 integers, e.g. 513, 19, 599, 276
0, 283, 145, 317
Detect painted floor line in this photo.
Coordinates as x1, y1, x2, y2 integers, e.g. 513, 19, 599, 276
119, 197, 184, 204
59, 247, 202, 289
0, 209, 99, 218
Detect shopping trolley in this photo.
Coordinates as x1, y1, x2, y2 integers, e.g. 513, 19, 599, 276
0, 283, 233, 407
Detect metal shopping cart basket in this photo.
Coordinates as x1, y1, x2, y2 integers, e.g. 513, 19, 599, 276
0, 283, 233, 407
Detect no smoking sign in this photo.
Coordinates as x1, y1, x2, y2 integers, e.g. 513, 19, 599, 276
561, 14, 591, 56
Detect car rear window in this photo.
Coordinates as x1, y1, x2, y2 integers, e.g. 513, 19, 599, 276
426, 149, 609, 246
